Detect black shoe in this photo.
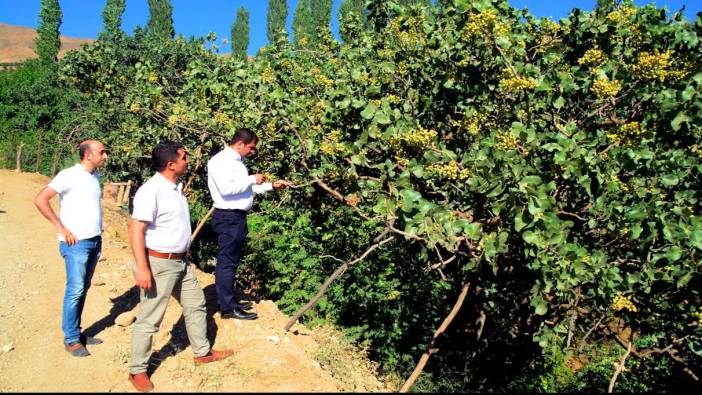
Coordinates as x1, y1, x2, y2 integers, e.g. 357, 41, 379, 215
221, 307, 258, 320
236, 300, 253, 310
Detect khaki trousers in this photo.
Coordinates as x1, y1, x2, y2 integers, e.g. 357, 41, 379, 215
130, 256, 210, 374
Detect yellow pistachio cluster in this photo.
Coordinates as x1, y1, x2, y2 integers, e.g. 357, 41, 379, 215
147, 71, 158, 83
320, 129, 345, 156
612, 294, 638, 312
610, 174, 631, 192
451, 113, 486, 135
378, 48, 394, 59
495, 130, 520, 151
499, 75, 539, 92
607, 5, 637, 24
261, 68, 275, 83
167, 103, 190, 125
387, 95, 402, 105
401, 126, 438, 148
541, 18, 561, 35
369, 99, 382, 108
280, 59, 293, 70
691, 145, 702, 160
213, 111, 231, 126
578, 46, 607, 66
315, 75, 333, 87
592, 77, 621, 99
631, 51, 676, 82
693, 307, 702, 325
294, 86, 305, 94
426, 161, 470, 181
607, 121, 645, 145
462, 9, 509, 40
310, 66, 321, 75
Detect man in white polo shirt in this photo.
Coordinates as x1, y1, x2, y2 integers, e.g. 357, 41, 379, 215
127, 141, 233, 393
207, 128, 288, 320
34, 140, 107, 357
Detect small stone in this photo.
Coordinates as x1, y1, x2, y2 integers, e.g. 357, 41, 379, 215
266, 335, 280, 345
2, 343, 14, 353
115, 311, 137, 327
93, 280, 106, 286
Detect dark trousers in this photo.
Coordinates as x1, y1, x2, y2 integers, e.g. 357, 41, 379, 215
211, 208, 248, 314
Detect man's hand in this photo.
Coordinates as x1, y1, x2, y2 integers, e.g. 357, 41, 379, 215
58, 225, 77, 246
272, 180, 291, 190
254, 174, 266, 185
135, 266, 152, 290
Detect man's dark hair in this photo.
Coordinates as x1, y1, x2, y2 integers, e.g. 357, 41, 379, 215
78, 142, 91, 160
228, 128, 258, 145
152, 141, 183, 172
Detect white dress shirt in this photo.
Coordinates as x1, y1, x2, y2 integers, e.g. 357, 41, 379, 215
47, 163, 102, 241
207, 147, 273, 211
131, 172, 191, 253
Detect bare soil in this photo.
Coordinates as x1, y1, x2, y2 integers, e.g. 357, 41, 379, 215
0, 169, 387, 392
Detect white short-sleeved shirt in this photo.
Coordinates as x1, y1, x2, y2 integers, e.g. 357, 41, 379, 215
131, 172, 191, 253
47, 164, 102, 241
207, 147, 272, 211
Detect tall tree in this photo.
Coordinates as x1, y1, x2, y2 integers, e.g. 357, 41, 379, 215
310, 0, 333, 44
100, 0, 126, 42
292, 0, 312, 47
266, 0, 289, 44
338, 0, 367, 43
231, 6, 250, 60
147, 0, 175, 39
35, 0, 62, 64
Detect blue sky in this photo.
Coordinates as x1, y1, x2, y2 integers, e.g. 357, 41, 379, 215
0, 0, 699, 55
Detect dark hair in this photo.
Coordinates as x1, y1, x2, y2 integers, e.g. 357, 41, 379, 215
78, 142, 91, 160
228, 128, 258, 145
152, 141, 183, 172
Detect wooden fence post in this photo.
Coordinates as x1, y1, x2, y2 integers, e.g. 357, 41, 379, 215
15, 142, 24, 172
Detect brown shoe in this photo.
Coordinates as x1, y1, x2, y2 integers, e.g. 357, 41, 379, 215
128, 372, 154, 392
193, 348, 234, 365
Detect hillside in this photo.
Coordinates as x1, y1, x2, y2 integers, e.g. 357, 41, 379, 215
0, 22, 93, 63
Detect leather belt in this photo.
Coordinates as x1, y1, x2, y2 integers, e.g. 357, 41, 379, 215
146, 248, 186, 260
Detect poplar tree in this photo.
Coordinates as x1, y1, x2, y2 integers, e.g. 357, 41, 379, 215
339, 0, 367, 43
292, 0, 312, 47
100, 0, 126, 42
147, 0, 175, 39
35, 0, 62, 64
231, 6, 250, 60
310, 0, 332, 44
266, 0, 288, 43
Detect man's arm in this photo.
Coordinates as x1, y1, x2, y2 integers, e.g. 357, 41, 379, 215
34, 187, 77, 245
128, 219, 152, 290
209, 162, 265, 197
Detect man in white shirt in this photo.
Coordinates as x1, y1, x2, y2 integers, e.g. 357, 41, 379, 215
34, 140, 107, 357
127, 142, 233, 393
207, 128, 288, 320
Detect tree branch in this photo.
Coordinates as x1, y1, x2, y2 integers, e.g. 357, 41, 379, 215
284, 236, 395, 332
608, 341, 632, 393
399, 283, 471, 393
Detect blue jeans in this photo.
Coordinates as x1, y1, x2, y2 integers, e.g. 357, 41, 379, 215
58, 236, 101, 344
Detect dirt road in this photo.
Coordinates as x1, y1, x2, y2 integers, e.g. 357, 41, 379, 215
0, 169, 385, 392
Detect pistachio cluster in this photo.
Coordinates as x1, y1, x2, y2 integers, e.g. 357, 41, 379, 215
426, 161, 470, 181
495, 130, 520, 151
612, 294, 638, 312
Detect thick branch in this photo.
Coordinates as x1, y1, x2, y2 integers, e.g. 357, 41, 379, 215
399, 283, 471, 393
190, 206, 214, 243
284, 236, 395, 332
608, 341, 632, 393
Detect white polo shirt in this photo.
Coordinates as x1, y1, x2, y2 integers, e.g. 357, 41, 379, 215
207, 147, 273, 211
131, 172, 191, 253
47, 163, 102, 241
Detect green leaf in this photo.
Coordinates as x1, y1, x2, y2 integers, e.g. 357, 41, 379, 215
361, 103, 377, 120
671, 112, 691, 131
661, 174, 679, 186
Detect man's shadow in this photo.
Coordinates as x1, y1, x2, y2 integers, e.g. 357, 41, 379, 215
146, 283, 221, 375
83, 286, 140, 338
145, 284, 261, 376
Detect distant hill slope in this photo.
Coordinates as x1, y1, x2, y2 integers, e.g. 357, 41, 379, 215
0, 22, 93, 63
